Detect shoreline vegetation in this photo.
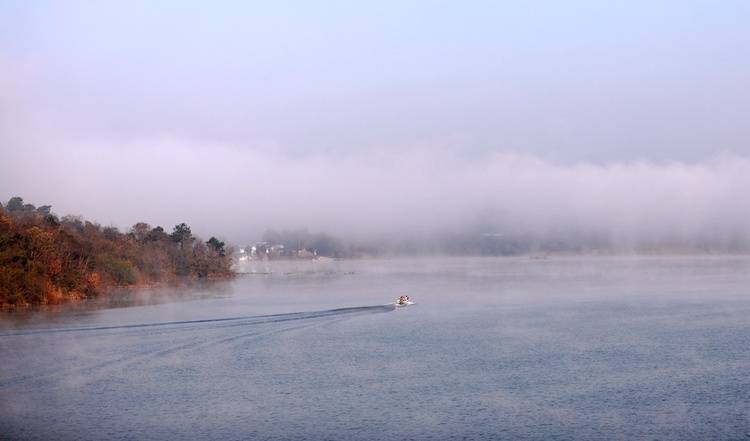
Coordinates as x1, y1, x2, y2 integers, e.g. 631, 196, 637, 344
0, 197, 233, 309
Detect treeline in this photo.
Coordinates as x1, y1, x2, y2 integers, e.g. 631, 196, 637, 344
254, 228, 610, 258
254, 227, 750, 258
256, 229, 378, 258
0, 197, 233, 307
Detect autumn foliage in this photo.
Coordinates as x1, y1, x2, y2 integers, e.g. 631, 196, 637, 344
0, 197, 233, 307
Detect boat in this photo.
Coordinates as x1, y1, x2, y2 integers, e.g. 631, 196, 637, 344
395, 296, 414, 306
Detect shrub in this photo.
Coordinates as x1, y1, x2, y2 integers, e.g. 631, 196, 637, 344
98, 256, 138, 285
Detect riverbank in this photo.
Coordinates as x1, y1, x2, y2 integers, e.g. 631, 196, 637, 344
0, 197, 234, 309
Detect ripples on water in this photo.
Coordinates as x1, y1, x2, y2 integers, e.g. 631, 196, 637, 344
1, 256, 750, 440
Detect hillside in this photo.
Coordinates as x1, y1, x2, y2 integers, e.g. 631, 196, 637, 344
0, 197, 233, 307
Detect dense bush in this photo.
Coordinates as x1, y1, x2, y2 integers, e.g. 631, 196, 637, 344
98, 256, 138, 285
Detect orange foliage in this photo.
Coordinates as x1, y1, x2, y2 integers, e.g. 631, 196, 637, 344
0, 199, 233, 308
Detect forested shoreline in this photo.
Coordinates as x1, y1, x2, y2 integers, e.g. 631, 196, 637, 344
0, 197, 233, 308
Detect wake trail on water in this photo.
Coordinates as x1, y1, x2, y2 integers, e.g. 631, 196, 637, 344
0, 304, 397, 337
0, 318, 344, 389
0, 305, 396, 388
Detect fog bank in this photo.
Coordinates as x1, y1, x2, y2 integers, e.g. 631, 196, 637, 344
2, 136, 748, 251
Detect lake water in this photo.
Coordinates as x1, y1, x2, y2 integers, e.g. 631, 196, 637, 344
1, 256, 750, 440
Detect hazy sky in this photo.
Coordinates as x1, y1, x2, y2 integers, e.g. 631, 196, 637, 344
1, 1, 749, 244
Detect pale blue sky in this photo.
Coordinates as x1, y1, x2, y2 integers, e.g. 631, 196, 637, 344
2, 1, 749, 240
3, 0, 749, 162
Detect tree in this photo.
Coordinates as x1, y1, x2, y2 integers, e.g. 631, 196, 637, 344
102, 226, 121, 240
130, 222, 151, 242
207, 237, 226, 256
311, 233, 344, 257
146, 226, 169, 242
6, 197, 24, 212
171, 223, 193, 246
61, 215, 84, 232
43, 214, 60, 227
190, 241, 210, 277
36, 205, 52, 215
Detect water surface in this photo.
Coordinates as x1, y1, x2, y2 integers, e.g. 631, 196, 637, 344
2, 256, 750, 440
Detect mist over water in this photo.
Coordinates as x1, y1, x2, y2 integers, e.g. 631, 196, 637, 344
2, 256, 750, 440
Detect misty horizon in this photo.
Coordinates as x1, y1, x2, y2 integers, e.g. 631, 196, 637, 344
4, 151, 750, 254
2, 1, 749, 250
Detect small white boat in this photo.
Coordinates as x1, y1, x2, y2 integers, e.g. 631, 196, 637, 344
395, 298, 414, 307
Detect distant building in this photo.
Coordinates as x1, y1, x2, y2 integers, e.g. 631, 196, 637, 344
297, 248, 316, 259
245, 242, 319, 260
269, 244, 285, 258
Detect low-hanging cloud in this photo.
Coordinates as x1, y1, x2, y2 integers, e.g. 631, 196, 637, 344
2, 132, 749, 251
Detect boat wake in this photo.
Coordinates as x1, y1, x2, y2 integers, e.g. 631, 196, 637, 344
0, 304, 397, 337
0, 304, 398, 388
